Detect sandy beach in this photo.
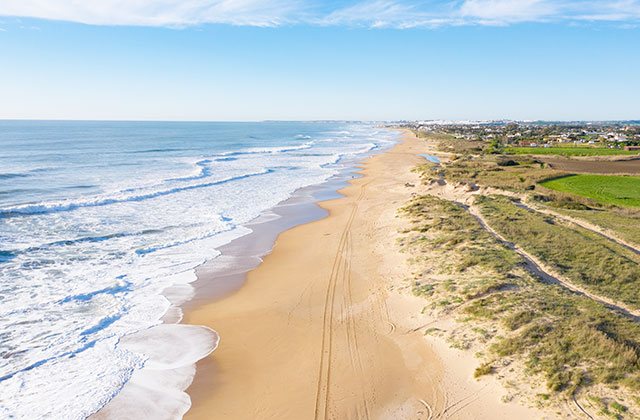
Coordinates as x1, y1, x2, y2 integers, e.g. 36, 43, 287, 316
5, 10, 637, 419
183, 131, 546, 419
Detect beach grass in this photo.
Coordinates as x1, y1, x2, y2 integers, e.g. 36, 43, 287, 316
476, 195, 640, 309
413, 131, 485, 155
408, 132, 640, 414
540, 174, 640, 208
399, 194, 640, 404
438, 154, 560, 192
505, 147, 638, 157
537, 204, 640, 247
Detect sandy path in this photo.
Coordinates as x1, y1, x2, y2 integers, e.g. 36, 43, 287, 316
183, 131, 546, 419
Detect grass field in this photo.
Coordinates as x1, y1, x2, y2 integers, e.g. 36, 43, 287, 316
540, 174, 640, 208
505, 147, 639, 157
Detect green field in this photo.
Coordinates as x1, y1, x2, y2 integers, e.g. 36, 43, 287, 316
540, 174, 640, 207
504, 147, 638, 157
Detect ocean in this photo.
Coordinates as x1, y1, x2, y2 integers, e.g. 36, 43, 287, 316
0, 121, 398, 419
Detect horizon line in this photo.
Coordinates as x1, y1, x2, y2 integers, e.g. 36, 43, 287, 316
1, 118, 639, 124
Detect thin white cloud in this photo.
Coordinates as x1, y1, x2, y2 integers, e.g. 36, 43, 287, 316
320, 0, 464, 28
573, 0, 640, 21
0, 0, 639, 28
0, 0, 305, 27
459, 0, 560, 23
458, 0, 640, 24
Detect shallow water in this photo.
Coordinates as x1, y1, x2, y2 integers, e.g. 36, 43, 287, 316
419, 153, 441, 164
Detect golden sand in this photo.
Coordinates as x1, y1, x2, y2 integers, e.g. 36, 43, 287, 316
183, 131, 546, 419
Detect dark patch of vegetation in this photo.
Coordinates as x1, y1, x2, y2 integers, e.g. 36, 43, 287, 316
612, 401, 628, 413
532, 191, 595, 211
589, 396, 629, 419
497, 159, 519, 167
486, 138, 504, 154
412, 282, 435, 297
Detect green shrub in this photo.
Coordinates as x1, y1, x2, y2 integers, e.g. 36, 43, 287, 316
474, 363, 494, 378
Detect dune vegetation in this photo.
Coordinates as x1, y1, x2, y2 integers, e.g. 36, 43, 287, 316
402, 130, 640, 417
400, 195, 640, 413
538, 205, 640, 248
477, 195, 640, 308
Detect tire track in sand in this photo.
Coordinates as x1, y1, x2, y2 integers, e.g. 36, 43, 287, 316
314, 181, 368, 420
343, 228, 372, 419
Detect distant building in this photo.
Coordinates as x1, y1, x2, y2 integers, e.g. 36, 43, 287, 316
518, 141, 539, 147
607, 133, 628, 142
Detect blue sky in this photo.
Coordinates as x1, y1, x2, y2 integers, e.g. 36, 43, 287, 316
0, 1, 639, 121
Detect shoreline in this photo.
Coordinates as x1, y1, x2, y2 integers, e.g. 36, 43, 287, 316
183, 152, 377, 311
182, 130, 547, 419
92, 130, 397, 419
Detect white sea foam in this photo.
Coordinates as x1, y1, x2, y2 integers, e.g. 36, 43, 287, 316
90, 324, 219, 420
217, 141, 315, 156
0, 123, 398, 419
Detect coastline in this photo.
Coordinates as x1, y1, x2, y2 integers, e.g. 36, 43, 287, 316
184, 154, 373, 309
182, 130, 547, 419
91, 128, 395, 419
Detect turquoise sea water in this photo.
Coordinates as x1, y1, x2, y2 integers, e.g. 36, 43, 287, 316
0, 121, 397, 419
